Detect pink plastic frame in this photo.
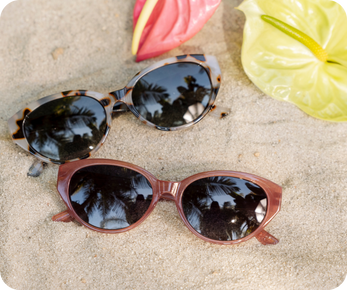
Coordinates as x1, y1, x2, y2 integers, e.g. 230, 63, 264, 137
53, 159, 282, 245
8, 54, 223, 165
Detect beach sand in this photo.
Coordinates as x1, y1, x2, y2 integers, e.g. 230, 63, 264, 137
0, 0, 346, 289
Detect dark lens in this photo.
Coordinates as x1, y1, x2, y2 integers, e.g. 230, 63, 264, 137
182, 176, 267, 241
132, 62, 213, 128
24, 96, 107, 162
69, 165, 153, 230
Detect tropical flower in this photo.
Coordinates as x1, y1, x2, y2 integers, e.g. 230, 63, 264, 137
132, 0, 221, 62
238, 0, 347, 121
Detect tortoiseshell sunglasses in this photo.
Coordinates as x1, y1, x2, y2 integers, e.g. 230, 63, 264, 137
8, 54, 228, 177
53, 159, 282, 245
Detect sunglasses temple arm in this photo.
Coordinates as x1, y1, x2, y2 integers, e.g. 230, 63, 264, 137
52, 210, 74, 223
111, 103, 131, 119
27, 159, 47, 177
208, 105, 231, 120
255, 229, 279, 245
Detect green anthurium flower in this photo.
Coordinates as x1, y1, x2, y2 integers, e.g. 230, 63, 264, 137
237, 0, 347, 122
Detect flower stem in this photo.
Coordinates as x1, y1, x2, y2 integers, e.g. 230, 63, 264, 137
261, 15, 328, 62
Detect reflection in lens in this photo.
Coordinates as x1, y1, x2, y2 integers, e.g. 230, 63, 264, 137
182, 176, 267, 241
69, 165, 153, 230
24, 96, 107, 162
132, 62, 213, 128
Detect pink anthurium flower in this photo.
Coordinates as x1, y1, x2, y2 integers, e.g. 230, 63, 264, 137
132, 0, 221, 62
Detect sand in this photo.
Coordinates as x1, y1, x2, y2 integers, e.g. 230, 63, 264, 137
0, 0, 346, 289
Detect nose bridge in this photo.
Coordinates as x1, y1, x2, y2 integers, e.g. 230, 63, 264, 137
157, 180, 179, 201
109, 88, 126, 101
109, 88, 132, 114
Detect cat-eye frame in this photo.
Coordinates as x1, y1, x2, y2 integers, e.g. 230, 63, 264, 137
8, 54, 228, 177
53, 159, 282, 245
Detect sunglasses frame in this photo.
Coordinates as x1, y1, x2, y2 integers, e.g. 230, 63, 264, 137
8, 54, 222, 165
53, 159, 282, 245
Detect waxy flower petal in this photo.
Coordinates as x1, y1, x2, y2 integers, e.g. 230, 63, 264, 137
238, 0, 347, 121
132, 0, 221, 62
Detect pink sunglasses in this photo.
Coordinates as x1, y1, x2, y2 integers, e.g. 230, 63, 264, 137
53, 159, 282, 245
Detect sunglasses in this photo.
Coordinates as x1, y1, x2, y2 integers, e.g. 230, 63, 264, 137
8, 54, 228, 176
52, 159, 282, 245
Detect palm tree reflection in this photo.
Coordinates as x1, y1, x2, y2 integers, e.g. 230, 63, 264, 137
182, 177, 267, 241
69, 166, 153, 230
132, 63, 212, 127
24, 96, 107, 161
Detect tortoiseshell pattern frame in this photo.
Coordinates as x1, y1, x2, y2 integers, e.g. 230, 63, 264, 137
8, 54, 223, 166
53, 159, 282, 246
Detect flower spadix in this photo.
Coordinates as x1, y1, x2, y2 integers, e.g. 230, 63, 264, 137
238, 0, 347, 121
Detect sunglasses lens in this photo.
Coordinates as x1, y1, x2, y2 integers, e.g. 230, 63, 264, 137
132, 62, 213, 128
24, 96, 107, 162
182, 176, 267, 241
69, 165, 153, 230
